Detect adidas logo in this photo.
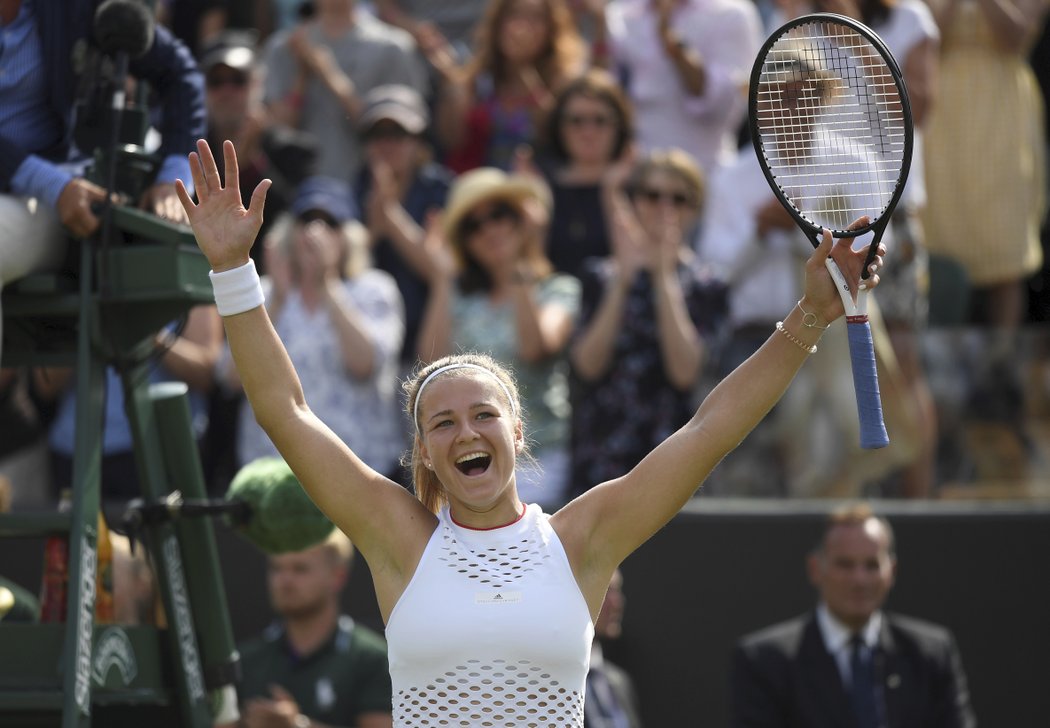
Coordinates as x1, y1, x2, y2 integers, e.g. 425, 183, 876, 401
475, 590, 522, 605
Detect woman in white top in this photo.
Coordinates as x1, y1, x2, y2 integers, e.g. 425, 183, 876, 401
176, 139, 883, 727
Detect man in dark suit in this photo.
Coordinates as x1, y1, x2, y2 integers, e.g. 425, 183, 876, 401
585, 567, 644, 728
730, 504, 976, 728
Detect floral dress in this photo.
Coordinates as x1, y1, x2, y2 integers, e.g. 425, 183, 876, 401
569, 259, 726, 495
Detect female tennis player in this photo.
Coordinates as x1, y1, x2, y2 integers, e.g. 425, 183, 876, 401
177, 139, 882, 726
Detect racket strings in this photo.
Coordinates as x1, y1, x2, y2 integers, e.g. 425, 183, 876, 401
755, 20, 907, 232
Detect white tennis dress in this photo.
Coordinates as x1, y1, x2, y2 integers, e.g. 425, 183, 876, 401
386, 503, 594, 727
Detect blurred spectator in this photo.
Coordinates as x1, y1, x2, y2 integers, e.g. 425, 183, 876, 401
585, 568, 643, 728
43, 305, 224, 505
261, 0, 428, 181
697, 47, 918, 497
236, 529, 393, 728
569, 149, 725, 495
374, 0, 489, 61
354, 84, 452, 486
223, 178, 406, 480
730, 503, 976, 728
0, 0, 205, 365
796, 0, 941, 497
540, 68, 634, 279
416, 167, 580, 509
355, 84, 453, 371
435, 0, 587, 173
202, 32, 311, 261
594, 0, 762, 177
922, 0, 1048, 330
200, 30, 315, 493
156, 0, 229, 55
922, 0, 1047, 488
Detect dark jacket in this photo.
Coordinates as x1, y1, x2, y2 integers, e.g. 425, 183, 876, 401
731, 611, 976, 728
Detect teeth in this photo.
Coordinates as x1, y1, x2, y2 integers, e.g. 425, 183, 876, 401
456, 452, 489, 465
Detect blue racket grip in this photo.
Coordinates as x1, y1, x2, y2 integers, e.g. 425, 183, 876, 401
846, 318, 889, 449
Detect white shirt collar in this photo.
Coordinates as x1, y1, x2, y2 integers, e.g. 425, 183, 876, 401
816, 603, 882, 653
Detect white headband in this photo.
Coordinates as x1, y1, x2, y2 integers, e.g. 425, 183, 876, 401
413, 363, 517, 435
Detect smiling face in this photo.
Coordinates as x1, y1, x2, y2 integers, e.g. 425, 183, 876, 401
808, 518, 896, 631
416, 372, 524, 523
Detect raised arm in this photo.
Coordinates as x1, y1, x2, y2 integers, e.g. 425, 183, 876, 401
175, 140, 434, 617
553, 221, 882, 612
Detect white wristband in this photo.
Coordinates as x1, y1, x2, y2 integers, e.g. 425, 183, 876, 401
209, 260, 265, 317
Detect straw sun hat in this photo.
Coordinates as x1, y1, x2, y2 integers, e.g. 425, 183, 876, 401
442, 167, 552, 247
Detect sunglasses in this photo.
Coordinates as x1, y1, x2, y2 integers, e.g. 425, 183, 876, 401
206, 73, 249, 89
364, 124, 413, 142
299, 211, 340, 228
563, 112, 615, 129
460, 202, 520, 238
632, 187, 691, 208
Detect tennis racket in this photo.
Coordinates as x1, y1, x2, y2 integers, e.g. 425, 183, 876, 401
748, 13, 913, 450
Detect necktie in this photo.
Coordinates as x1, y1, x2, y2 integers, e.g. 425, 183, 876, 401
586, 666, 631, 728
849, 634, 882, 728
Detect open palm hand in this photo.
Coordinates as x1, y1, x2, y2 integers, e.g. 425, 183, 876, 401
175, 139, 271, 273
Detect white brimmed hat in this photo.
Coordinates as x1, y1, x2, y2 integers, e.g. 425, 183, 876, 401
443, 167, 552, 246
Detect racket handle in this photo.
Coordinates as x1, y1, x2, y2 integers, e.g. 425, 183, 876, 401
846, 319, 889, 449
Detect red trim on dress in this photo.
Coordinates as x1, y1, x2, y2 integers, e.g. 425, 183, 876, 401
450, 503, 527, 531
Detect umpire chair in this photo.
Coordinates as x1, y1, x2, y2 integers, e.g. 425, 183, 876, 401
0, 112, 239, 726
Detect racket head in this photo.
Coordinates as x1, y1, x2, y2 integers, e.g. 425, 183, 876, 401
748, 13, 914, 246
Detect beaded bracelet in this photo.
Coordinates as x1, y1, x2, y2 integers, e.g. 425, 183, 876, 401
776, 321, 817, 354
796, 299, 830, 329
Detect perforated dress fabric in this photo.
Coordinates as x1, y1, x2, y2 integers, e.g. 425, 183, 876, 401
386, 504, 594, 727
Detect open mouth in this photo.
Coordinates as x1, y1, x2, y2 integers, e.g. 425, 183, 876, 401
455, 452, 492, 477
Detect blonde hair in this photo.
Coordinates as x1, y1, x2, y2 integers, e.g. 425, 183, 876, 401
402, 353, 527, 514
